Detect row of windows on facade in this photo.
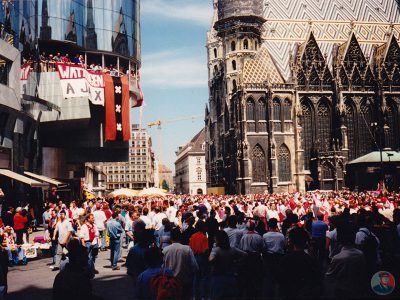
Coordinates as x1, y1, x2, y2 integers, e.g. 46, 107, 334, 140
131, 140, 147, 147
212, 39, 257, 59
252, 144, 292, 183
246, 97, 292, 129
106, 164, 148, 172
107, 174, 147, 182
130, 149, 147, 155
107, 183, 148, 190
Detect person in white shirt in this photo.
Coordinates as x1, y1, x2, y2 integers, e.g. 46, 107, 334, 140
79, 213, 99, 274
93, 203, 107, 250
52, 210, 73, 271
153, 207, 167, 231
139, 207, 152, 229
166, 201, 177, 223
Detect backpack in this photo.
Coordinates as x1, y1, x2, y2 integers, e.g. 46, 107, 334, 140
359, 229, 378, 264
150, 270, 182, 300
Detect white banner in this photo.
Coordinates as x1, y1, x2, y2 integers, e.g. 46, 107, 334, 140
56, 63, 105, 106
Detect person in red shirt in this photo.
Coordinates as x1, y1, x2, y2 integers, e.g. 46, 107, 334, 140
13, 208, 28, 245
189, 221, 209, 300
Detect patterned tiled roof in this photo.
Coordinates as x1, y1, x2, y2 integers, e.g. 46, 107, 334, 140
242, 45, 285, 84
261, 0, 400, 80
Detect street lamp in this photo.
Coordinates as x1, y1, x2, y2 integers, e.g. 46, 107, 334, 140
366, 98, 384, 187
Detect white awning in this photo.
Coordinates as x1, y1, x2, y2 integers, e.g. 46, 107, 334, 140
0, 169, 48, 187
24, 171, 63, 186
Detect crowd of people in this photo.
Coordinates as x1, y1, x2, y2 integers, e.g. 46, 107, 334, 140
34, 51, 128, 76
1, 189, 400, 299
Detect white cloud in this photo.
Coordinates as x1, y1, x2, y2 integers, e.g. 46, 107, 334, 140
141, 0, 213, 27
141, 48, 208, 88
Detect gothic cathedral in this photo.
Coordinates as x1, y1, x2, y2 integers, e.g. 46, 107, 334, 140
205, 0, 400, 194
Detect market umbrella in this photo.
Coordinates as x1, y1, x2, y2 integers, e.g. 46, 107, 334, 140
138, 187, 167, 197
110, 188, 139, 198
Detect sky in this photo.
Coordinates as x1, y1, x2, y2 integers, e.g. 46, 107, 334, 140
133, 0, 214, 171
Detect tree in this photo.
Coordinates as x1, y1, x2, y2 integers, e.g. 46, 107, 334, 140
161, 179, 169, 191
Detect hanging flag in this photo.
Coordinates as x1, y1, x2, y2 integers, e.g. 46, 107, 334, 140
130, 69, 144, 107
104, 74, 130, 141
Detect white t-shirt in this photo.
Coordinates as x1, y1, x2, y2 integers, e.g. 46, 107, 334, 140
153, 212, 167, 230
140, 215, 152, 229
93, 210, 107, 231
56, 219, 73, 244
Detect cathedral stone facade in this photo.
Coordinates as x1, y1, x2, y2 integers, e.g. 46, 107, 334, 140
205, 0, 400, 194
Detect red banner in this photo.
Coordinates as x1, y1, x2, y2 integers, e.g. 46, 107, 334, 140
104, 74, 130, 141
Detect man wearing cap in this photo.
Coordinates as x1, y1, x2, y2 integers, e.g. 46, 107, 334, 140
52, 210, 73, 271
373, 272, 394, 295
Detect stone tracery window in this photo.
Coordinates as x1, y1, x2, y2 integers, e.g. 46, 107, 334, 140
252, 144, 266, 182
273, 98, 282, 131
386, 100, 398, 150
358, 100, 374, 156
231, 41, 236, 51
257, 98, 266, 121
283, 98, 292, 120
246, 98, 255, 121
278, 145, 291, 182
344, 100, 357, 161
300, 99, 314, 170
316, 99, 331, 151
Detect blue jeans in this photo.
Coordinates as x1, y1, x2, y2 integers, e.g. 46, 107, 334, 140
109, 238, 121, 268
193, 254, 209, 299
98, 230, 106, 250
85, 242, 99, 272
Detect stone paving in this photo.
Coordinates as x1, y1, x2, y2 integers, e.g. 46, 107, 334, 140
7, 231, 135, 300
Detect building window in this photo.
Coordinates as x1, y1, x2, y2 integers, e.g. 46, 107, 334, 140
0, 56, 11, 86
278, 144, 291, 182
273, 98, 282, 131
300, 99, 314, 170
257, 99, 266, 121
213, 48, 217, 58
358, 99, 374, 156
232, 79, 237, 92
197, 157, 201, 164
246, 98, 255, 121
197, 171, 202, 181
231, 41, 236, 51
386, 100, 399, 150
283, 99, 292, 120
243, 39, 248, 50
255, 41, 258, 50
317, 99, 331, 151
232, 60, 236, 71
252, 144, 266, 182
344, 100, 357, 160
197, 188, 203, 195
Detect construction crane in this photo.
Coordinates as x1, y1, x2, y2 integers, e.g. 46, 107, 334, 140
147, 114, 203, 164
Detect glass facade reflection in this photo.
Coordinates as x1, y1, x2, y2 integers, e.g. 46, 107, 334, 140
0, 0, 140, 62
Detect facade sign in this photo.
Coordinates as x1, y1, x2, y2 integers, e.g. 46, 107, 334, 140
56, 63, 105, 106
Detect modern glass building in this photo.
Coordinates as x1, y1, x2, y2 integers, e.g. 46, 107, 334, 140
0, 0, 140, 63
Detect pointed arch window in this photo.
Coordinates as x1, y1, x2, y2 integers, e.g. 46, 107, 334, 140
232, 79, 237, 92
316, 99, 331, 151
252, 145, 266, 182
213, 65, 218, 75
358, 99, 374, 156
283, 99, 292, 120
273, 98, 281, 131
232, 60, 236, 71
386, 100, 399, 150
243, 39, 248, 50
231, 41, 236, 51
246, 98, 255, 121
278, 145, 291, 182
344, 100, 357, 161
213, 48, 217, 58
257, 98, 266, 121
300, 99, 314, 170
